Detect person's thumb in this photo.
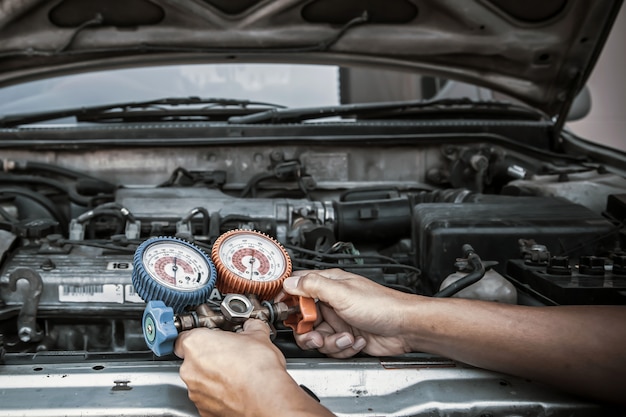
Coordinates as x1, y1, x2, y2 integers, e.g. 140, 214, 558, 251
283, 272, 334, 302
242, 318, 271, 339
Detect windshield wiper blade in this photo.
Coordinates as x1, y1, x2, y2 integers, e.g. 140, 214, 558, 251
228, 98, 546, 124
77, 108, 271, 123
0, 96, 286, 127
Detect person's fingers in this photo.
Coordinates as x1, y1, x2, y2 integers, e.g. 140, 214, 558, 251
174, 327, 216, 359
293, 303, 350, 346
294, 320, 334, 348
295, 316, 367, 357
317, 303, 352, 333
317, 332, 367, 357
317, 331, 353, 353
293, 330, 324, 350
242, 318, 271, 340
174, 320, 271, 360
173, 331, 189, 359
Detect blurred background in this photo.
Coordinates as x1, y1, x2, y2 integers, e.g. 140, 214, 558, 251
568, 5, 626, 151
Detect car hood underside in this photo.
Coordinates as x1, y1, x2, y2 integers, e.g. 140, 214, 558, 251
0, 0, 622, 122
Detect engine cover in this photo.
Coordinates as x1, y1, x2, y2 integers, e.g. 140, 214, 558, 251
0, 244, 143, 317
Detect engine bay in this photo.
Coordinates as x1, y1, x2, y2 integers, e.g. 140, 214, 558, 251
0, 0, 623, 412
0, 141, 624, 359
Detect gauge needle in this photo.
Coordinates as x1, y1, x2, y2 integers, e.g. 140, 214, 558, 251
248, 249, 256, 280
172, 256, 178, 279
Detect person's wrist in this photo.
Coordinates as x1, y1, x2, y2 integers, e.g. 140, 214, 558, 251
395, 294, 442, 353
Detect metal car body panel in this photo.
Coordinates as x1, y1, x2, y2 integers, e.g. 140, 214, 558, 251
0, 356, 620, 417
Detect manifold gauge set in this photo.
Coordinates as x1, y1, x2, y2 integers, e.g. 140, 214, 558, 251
131, 229, 316, 356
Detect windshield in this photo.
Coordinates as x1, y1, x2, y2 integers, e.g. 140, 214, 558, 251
1, 63, 513, 110
0, 64, 341, 117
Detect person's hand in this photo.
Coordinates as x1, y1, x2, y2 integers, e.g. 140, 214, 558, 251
281, 270, 626, 407
174, 319, 334, 417
282, 268, 419, 358
174, 319, 286, 416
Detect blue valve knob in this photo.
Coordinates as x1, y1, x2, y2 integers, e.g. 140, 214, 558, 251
143, 300, 179, 356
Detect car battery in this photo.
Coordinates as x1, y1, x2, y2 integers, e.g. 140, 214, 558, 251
506, 257, 626, 305
412, 196, 617, 292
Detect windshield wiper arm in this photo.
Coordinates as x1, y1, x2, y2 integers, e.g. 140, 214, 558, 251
228, 98, 546, 124
0, 97, 286, 128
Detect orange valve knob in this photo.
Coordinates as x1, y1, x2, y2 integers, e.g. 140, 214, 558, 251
279, 293, 317, 334
211, 229, 292, 300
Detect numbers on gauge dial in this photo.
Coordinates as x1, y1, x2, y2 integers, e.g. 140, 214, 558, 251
142, 241, 212, 290
218, 235, 287, 282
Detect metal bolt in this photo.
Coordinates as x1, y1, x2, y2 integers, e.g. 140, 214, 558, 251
470, 154, 489, 172
221, 294, 254, 323
507, 164, 527, 179
18, 327, 32, 342
40, 258, 56, 271
270, 151, 284, 162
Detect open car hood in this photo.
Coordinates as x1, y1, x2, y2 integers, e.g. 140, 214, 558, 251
0, 0, 622, 124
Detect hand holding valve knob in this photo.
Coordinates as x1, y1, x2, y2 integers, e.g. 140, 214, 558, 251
132, 230, 317, 356
143, 292, 317, 356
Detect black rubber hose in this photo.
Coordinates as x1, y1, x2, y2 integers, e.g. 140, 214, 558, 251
284, 243, 402, 264
0, 187, 68, 230
240, 172, 275, 198
0, 174, 93, 206
0, 220, 14, 232
291, 258, 422, 275
78, 203, 136, 222
182, 207, 210, 235
334, 198, 412, 242
13, 160, 116, 187
433, 244, 486, 298
83, 210, 126, 239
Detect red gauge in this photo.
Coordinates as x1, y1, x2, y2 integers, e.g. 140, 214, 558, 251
212, 229, 292, 300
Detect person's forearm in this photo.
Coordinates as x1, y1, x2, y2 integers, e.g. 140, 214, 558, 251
402, 297, 626, 404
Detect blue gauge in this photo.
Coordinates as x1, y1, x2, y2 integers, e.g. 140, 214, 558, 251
132, 236, 217, 313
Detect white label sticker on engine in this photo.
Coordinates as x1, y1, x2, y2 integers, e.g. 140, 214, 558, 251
125, 285, 145, 303
59, 284, 124, 303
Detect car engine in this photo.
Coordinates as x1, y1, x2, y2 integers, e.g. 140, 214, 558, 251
1, 142, 624, 357
0, 141, 624, 416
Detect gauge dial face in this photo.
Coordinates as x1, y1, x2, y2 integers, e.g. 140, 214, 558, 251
216, 231, 288, 282
142, 241, 212, 291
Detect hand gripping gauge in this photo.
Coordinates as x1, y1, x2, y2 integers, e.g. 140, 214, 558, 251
211, 229, 292, 300
136, 231, 312, 357
142, 293, 318, 356
132, 236, 217, 313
